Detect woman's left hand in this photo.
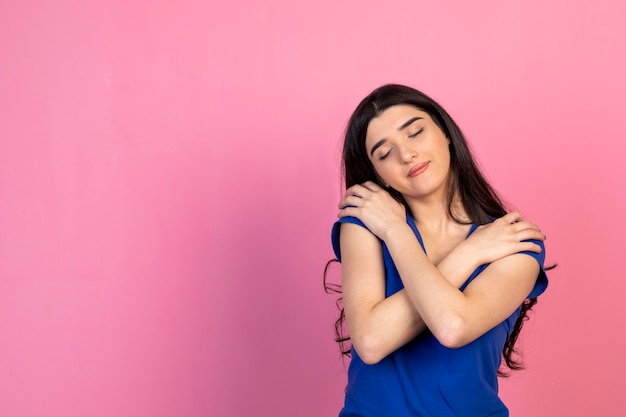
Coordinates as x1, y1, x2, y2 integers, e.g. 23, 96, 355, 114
338, 181, 407, 241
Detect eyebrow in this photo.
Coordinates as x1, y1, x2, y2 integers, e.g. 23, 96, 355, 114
369, 116, 423, 157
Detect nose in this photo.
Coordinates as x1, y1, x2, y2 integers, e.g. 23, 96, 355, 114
399, 145, 416, 163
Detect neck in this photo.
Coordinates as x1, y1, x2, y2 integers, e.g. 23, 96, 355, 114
405, 193, 469, 233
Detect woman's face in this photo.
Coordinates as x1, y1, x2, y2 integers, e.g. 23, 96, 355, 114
365, 104, 451, 202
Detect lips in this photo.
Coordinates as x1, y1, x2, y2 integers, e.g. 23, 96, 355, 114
408, 162, 430, 177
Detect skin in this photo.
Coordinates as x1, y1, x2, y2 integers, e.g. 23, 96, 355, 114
337, 105, 545, 364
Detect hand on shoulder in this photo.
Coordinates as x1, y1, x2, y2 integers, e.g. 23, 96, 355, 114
337, 181, 407, 241
462, 212, 545, 266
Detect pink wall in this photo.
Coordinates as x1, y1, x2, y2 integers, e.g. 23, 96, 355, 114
1, 1, 624, 416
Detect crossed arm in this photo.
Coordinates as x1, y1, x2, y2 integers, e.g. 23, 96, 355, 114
338, 183, 544, 364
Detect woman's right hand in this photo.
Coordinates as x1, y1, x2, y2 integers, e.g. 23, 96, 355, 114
462, 212, 546, 266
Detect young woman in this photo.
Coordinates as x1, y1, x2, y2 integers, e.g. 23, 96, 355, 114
328, 84, 549, 416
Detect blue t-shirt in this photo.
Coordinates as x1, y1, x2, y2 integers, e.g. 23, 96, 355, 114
331, 214, 548, 417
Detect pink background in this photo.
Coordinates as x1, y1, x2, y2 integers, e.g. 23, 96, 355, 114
1, 1, 624, 416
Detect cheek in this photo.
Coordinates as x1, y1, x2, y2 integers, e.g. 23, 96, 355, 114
370, 162, 389, 181
376, 166, 400, 186
369, 157, 383, 173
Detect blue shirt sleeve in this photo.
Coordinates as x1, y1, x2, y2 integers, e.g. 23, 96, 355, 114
331, 216, 371, 262
519, 239, 549, 298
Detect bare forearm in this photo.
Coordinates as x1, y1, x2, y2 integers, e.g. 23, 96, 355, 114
381, 224, 469, 346
348, 230, 479, 362
380, 223, 538, 349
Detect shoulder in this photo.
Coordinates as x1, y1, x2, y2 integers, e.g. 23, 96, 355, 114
475, 217, 549, 299
516, 239, 548, 298
477, 242, 548, 299
331, 216, 377, 261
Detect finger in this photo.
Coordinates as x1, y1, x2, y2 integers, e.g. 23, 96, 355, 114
516, 242, 542, 254
346, 184, 370, 198
515, 229, 546, 242
511, 220, 540, 233
494, 212, 518, 226
337, 206, 360, 219
362, 181, 383, 192
501, 211, 522, 224
338, 195, 365, 209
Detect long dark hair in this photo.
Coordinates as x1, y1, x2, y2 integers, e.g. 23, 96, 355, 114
325, 84, 544, 375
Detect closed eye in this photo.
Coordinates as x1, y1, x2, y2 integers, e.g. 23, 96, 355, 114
379, 149, 392, 160
408, 127, 423, 138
